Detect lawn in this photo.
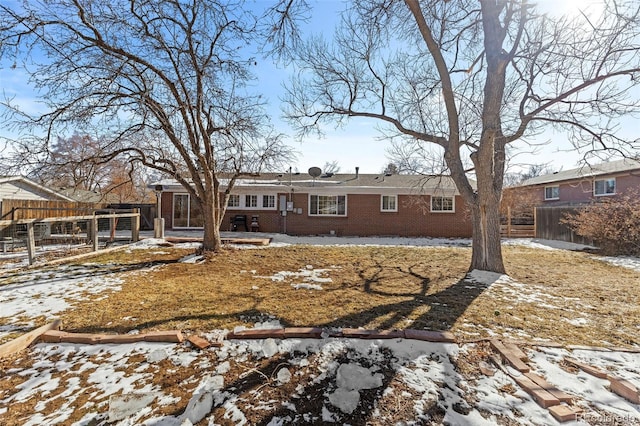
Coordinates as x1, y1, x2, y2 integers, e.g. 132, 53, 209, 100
2, 239, 640, 425
11, 241, 637, 348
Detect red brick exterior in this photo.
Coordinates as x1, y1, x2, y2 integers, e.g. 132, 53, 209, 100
508, 172, 640, 206
160, 191, 472, 238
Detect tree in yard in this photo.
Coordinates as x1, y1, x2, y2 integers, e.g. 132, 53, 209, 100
31, 133, 151, 203
0, 0, 294, 252
284, 0, 640, 272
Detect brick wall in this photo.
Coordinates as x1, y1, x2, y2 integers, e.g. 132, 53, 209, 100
512, 173, 640, 206
162, 190, 472, 238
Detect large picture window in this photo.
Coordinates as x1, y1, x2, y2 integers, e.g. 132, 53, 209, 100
431, 196, 454, 212
594, 178, 616, 196
173, 194, 204, 228
309, 195, 346, 216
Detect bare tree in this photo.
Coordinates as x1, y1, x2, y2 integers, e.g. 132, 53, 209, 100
503, 163, 554, 187
322, 160, 341, 174
29, 133, 150, 202
0, 0, 294, 252
382, 162, 399, 175
284, 0, 640, 273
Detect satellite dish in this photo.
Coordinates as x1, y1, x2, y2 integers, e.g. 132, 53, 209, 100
308, 167, 322, 178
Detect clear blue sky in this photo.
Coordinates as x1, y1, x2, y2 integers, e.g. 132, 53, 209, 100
0, 0, 636, 176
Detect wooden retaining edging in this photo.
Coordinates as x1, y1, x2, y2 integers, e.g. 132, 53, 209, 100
0, 320, 62, 358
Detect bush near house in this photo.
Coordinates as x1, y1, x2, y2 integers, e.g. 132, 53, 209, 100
561, 190, 640, 256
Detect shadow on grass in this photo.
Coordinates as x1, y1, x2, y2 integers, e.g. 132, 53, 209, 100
324, 276, 486, 331
0, 259, 181, 292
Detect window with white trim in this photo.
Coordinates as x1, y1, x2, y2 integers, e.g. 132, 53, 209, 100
245, 194, 258, 208
545, 186, 559, 200
226, 193, 277, 209
594, 178, 616, 196
309, 195, 346, 216
381, 195, 397, 212
263, 195, 276, 208
431, 196, 454, 212
228, 194, 240, 207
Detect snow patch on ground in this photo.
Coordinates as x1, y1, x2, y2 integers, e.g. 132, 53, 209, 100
597, 255, 640, 273
503, 238, 595, 251
0, 264, 127, 338
255, 266, 336, 289
465, 269, 512, 286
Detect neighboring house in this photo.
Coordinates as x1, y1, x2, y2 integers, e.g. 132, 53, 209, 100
0, 176, 75, 218
55, 187, 121, 204
508, 158, 640, 206
151, 171, 474, 238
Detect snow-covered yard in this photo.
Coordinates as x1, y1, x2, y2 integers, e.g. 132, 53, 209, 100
1, 235, 639, 425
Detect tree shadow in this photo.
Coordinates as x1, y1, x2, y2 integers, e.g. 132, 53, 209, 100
0, 259, 181, 292
325, 251, 487, 331
322, 275, 486, 331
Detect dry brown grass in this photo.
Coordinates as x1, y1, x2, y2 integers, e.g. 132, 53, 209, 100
47, 243, 640, 348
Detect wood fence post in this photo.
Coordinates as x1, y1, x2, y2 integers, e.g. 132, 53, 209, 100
132, 209, 140, 242
507, 206, 512, 238
109, 210, 116, 242
26, 222, 36, 265
92, 216, 99, 252
533, 207, 537, 238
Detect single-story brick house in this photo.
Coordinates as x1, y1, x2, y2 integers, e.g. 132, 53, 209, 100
150, 170, 473, 238
507, 158, 640, 206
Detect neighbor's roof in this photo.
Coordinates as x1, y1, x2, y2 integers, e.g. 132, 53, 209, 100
54, 187, 121, 204
150, 172, 473, 195
0, 175, 75, 201
519, 158, 640, 186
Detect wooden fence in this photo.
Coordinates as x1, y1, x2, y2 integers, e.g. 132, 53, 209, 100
1, 199, 106, 220
535, 206, 592, 245
501, 206, 536, 238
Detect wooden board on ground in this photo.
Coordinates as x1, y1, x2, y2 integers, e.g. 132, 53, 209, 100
490, 339, 531, 372
164, 236, 271, 246
0, 319, 62, 358
187, 335, 213, 350
40, 329, 184, 345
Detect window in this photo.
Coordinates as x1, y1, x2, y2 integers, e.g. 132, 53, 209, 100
245, 194, 258, 208
228, 194, 240, 208
173, 193, 204, 228
263, 195, 275, 209
594, 178, 616, 196
431, 196, 454, 212
381, 195, 397, 212
309, 195, 346, 216
545, 186, 560, 200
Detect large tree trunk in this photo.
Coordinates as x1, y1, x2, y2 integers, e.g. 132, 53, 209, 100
201, 182, 223, 252
202, 208, 223, 252
468, 186, 505, 274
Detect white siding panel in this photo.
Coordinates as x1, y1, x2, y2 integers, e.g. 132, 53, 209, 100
0, 181, 60, 202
